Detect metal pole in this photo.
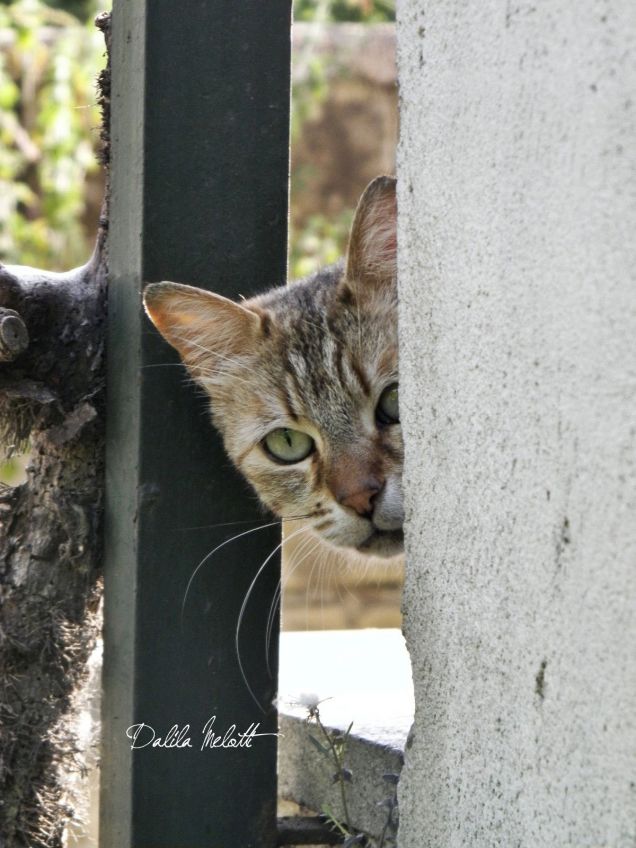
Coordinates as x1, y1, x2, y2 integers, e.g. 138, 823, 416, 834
101, 2, 291, 845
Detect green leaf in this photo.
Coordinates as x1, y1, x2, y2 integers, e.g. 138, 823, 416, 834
307, 734, 329, 755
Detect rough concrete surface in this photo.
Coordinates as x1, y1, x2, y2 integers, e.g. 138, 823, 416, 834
396, 1, 636, 845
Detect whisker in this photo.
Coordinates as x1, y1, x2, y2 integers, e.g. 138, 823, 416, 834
140, 360, 255, 397
358, 555, 372, 587
271, 531, 314, 635
305, 547, 321, 631
343, 574, 359, 602
319, 558, 328, 630
165, 329, 259, 387
180, 520, 280, 626
334, 564, 347, 606
140, 362, 185, 368
264, 531, 322, 676
235, 523, 310, 713
174, 513, 314, 532
327, 552, 343, 624
177, 518, 269, 531
140, 361, 248, 384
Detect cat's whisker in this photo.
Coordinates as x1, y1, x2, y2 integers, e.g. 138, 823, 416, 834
343, 573, 359, 602
167, 329, 258, 387
358, 555, 372, 586
264, 531, 322, 676
180, 513, 319, 619
273, 530, 315, 616
140, 362, 187, 368
175, 512, 314, 532
180, 520, 281, 626
140, 357, 255, 388
317, 559, 325, 630
177, 518, 270, 531
327, 552, 344, 624
305, 546, 322, 632
334, 562, 347, 607
235, 523, 310, 713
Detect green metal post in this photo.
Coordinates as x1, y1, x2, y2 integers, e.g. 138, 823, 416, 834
101, 2, 291, 846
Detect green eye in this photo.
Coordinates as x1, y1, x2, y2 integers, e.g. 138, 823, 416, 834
263, 428, 314, 463
376, 383, 399, 424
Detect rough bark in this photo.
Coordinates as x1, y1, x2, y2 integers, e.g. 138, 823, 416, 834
0, 13, 110, 847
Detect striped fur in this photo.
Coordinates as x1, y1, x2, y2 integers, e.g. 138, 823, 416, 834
144, 176, 403, 558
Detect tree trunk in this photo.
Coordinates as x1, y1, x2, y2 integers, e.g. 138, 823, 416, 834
0, 13, 110, 847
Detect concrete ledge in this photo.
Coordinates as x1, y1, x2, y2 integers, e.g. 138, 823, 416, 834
278, 629, 413, 839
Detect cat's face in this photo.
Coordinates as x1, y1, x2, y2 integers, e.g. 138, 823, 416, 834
144, 176, 402, 558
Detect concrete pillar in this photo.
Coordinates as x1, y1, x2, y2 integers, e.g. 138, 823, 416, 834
396, 2, 636, 845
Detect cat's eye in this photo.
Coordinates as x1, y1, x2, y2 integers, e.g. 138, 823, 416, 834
376, 383, 399, 425
263, 428, 315, 463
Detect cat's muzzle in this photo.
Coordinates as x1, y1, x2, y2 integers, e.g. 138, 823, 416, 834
356, 477, 404, 556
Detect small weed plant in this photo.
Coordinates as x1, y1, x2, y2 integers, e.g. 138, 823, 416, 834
303, 695, 399, 847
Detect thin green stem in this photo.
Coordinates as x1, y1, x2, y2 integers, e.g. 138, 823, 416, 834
315, 711, 352, 832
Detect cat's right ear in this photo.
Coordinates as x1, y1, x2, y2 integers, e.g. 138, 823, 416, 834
143, 282, 261, 369
345, 175, 397, 289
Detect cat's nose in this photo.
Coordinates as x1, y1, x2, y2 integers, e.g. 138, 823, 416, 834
339, 482, 383, 517
328, 459, 384, 517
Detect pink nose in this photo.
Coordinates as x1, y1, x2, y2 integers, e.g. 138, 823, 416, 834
339, 483, 382, 517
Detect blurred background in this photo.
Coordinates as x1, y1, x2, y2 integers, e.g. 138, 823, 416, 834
0, 0, 400, 630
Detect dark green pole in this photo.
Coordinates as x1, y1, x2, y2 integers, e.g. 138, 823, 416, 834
101, 3, 291, 846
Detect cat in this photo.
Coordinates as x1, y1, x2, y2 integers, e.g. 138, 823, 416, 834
143, 175, 402, 560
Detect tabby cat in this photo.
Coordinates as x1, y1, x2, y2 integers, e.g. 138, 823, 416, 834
143, 175, 402, 559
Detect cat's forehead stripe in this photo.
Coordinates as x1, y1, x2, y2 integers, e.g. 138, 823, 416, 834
349, 354, 371, 396
279, 380, 300, 422
240, 258, 398, 443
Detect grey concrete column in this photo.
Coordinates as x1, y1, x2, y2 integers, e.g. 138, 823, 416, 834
396, 2, 636, 845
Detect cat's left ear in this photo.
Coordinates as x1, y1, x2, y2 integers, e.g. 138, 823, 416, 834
345, 175, 397, 288
143, 281, 262, 373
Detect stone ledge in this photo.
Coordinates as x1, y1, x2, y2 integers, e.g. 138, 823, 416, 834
278, 629, 413, 840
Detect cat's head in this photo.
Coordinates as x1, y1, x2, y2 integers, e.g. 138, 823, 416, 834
144, 175, 402, 558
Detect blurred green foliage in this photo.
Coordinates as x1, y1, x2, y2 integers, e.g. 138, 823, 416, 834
291, 54, 328, 144
0, 0, 99, 23
0, 0, 382, 278
290, 208, 353, 279
0, 0, 108, 270
290, 0, 394, 275
294, 0, 395, 22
